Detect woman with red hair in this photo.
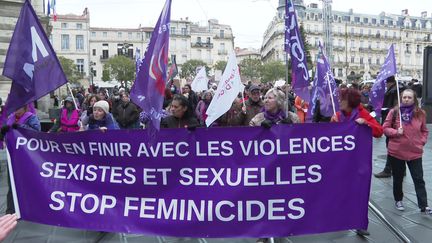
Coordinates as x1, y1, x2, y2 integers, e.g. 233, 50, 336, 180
332, 87, 383, 138
331, 87, 383, 236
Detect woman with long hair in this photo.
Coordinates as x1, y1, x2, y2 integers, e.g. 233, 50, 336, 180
383, 89, 431, 215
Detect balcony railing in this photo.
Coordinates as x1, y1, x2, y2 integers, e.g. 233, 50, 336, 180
191, 42, 214, 48
218, 50, 228, 55
100, 55, 109, 61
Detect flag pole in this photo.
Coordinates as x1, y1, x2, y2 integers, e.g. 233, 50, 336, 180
66, 83, 79, 110
240, 90, 246, 111
395, 77, 403, 128
327, 75, 337, 117
285, 52, 290, 115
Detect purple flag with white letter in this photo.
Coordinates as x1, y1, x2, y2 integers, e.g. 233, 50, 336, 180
310, 44, 339, 118
130, 0, 171, 131
370, 44, 397, 117
135, 47, 142, 75
2, 0, 68, 116
285, 0, 310, 102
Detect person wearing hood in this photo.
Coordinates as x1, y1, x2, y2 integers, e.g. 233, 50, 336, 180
49, 96, 80, 133
112, 92, 140, 129
86, 100, 119, 131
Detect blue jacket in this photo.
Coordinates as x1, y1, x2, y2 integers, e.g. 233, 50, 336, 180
87, 113, 119, 130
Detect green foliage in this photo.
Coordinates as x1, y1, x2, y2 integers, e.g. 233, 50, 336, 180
260, 61, 286, 83
58, 56, 82, 84
239, 58, 262, 81
180, 59, 209, 78
102, 68, 111, 81
214, 60, 227, 71
103, 55, 135, 82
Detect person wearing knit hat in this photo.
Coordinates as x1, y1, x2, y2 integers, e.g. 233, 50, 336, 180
85, 100, 119, 131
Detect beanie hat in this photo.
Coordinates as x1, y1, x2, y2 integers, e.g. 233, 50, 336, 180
93, 100, 109, 114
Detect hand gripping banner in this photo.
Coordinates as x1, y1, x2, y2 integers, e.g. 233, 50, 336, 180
5, 123, 372, 238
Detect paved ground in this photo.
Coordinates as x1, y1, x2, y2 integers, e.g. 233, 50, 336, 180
1, 126, 432, 243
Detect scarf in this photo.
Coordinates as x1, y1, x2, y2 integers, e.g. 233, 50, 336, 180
400, 104, 415, 124
264, 109, 286, 124
339, 106, 359, 122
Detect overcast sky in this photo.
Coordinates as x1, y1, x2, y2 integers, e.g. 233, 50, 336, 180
55, 0, 432, 48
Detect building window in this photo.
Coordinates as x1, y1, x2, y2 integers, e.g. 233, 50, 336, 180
363, 18, 368, 24
372, 18, 377, 24
76, 23, 83, 29
360, 40, 364, 48
61, 34, 69, 50
384, 31, 388, 38
368, 29, 372, 36
76, 59, 84, 74
350, 40, 355, 48
220, 30, 225, 38
376, 58, 380, 65
360, 57, 364, 64
102, 43, 109, 59
91, 32, 96, 37
388, 20, 393, 26
376, 41, 380, 49
338, 26, 342, 33
118, 32, 122, 38
76, 35, 84, 50
393, 32, 397, 38
207, 37, 211, 43
417, 45, 421, 53
103, 32, 107, 37
92, 49, 96, 56
380, 19, 385, 25
146, 32, 152, 39
181, 27, 187, 35
128, 32, 132, 39
136, 32, 141, 39
350, 28, 354, 34
360, 29, 363, 35
61, 23, 68, 29
405, 44, 410, 53
170, 27, 176, 34
368, 57, 372, 64
351, 56, 355, 63
368, 41, 372, 49
197, 37, 201, 43
354, 17, 360, 23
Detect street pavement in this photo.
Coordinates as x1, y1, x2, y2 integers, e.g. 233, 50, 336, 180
1, 126, 432, 243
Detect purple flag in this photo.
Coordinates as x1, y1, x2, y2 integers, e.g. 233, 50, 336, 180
310, 44, 339, 118
370, 44, 397, 117
2, 0, 67, 116
6, 122, 372, 237
285, 0, 310, 102
130, 0, 171, 131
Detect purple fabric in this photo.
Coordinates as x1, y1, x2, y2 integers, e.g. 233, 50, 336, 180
285, 0, 310, 102
309, 44, 339, 118
400, 104, 415, 124
263, 109, 286, 123
130, 0, 171, 132
6, 123, 372, 237
370, 44, 397, 117
2, 0, 67, 117
6, 112, 33, 126
339, 107, 360, 123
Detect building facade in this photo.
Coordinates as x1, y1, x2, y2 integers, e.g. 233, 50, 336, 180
49, 11, 235, 84
261, 0, 432, 81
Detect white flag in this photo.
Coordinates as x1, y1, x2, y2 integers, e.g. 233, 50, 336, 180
191, 67, 208, 92
205, 52, 244, 127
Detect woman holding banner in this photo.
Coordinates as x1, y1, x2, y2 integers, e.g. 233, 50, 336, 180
249, 88, 299, 127
331, 88, 383, 236
331, 88, 383, 138
161, 94, 199, 129
382, 89, 431, 215
85, 100, 119, 131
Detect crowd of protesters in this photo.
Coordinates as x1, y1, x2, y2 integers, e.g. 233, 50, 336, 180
0, 77, 430, 241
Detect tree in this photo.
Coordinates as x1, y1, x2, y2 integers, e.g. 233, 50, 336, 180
102, 69, 111, 81
261, 61, 285, 83
180, 59, 209, 78
103, 55, 135, 83
239, 58, 262, 81
214, 60, 227, 72
58, 56, 82, 84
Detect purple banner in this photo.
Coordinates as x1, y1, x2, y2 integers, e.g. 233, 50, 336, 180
130, 0, 171, 131
2, 0, 68, 116
310, 44, 339, 118
370, 44, 397, 117
285, 0, 310, 102
6, 123, 372, 238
